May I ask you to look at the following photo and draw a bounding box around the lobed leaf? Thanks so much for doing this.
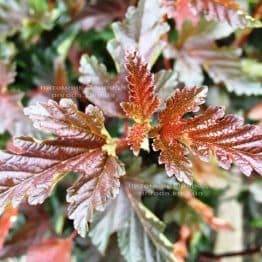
[202,47,262,96]
[162,0,199,30]
[122,52,160,122]
[191,0,262,28]
[183,106,262,176]
[67,150,125,237]
[118,182,176,262]
[126,123,151,156]
[0,99,127,237]
[24,99,107,147]
[121,52,160,155]
[0,148,79,213]
[108,0,170,71]
[152,138,193,185]
[152,86,262,184]
[89,187,131,254]
[158,86,207,124]
[79,55,127,117]
[79,0,175,118]
[88,180,176,260]
[168,21,262,95]
[162,0,262,29]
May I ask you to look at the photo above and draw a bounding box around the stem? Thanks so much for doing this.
[70,230,78,240]
[198,246,261,261]
[163,58,172,70]
[116,137,129,154]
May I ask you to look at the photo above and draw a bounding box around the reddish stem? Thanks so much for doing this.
[70,230,78,240]
[116,137,129,154]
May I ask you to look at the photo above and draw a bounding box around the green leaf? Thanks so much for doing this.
[0,132,10,149]
[55,25,80,60]
[237,10,262,28]
[250,218,262,228]
[28,0,48,14]
[241,59,262,79]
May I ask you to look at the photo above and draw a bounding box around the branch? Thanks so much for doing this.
[198,246,261,261]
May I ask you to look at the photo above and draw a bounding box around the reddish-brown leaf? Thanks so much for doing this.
[0,99,105,211]
[163,0,260,28]
[0,207,18,249]
[153,86,262,184]
[151,87,206,184]
[191,0,242,26]
[184,107,262,176]
[127,123,151,156]
[79,0,170,117]
[27,237,73,262]
[0,98,126,237]
[158,86,207,125]
[121,52,160,122]
[121,52,160,155]
[67,149,125,237]
[152,137,192,185]
[24,99,106,147]
[162,0,199,30]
